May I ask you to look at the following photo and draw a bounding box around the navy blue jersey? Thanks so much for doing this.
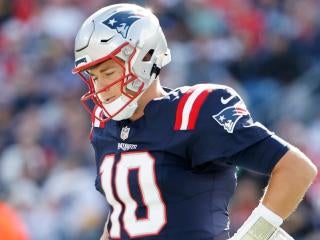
[90,84,288,240]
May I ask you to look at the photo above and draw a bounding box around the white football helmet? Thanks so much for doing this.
[72,3,171,121]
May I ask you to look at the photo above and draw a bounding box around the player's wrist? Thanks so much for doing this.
[254,203,283,226]
[230,203,284,239]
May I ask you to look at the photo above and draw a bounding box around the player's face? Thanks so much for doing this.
[88,58,124,104]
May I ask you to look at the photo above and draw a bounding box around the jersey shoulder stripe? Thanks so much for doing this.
[174,84,215,131]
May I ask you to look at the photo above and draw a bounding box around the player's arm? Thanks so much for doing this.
[186,85,317,239]
[233,137,317,219]
[262,146,317,219]
[230,145,317,240]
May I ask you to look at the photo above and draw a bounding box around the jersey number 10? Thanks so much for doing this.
[100,151,167,238]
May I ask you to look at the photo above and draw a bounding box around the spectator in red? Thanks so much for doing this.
[0,201,30,240]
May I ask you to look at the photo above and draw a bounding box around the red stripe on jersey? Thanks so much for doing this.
[174,85,213,131]
[187,90,210,130]
[174,87,194,130]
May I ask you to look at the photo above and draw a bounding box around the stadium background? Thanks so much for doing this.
[0,0,319,239]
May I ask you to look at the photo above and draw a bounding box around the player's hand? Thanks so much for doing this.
[228,204,294,240]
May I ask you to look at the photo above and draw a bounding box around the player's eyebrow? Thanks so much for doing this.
[98,67,109,74]
[87,65,114,77]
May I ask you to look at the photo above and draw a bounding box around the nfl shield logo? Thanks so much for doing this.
[120,126,130,140]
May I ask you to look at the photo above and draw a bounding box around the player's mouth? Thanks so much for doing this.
[103,96,117,104]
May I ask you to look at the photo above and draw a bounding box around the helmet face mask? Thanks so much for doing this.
[72,3,171,122]
[77,42,143,122]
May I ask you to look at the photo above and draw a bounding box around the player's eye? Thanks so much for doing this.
[105,71,115,76]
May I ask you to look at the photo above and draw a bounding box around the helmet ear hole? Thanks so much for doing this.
[142,49,154,62]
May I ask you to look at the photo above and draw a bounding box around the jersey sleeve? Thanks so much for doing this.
[189,85,283,174]
[230,134,289,174]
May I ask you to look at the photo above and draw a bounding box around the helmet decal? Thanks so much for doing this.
[102,11,143,38]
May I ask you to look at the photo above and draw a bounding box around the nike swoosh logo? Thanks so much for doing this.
[100,36,114,43]
[221,95,236,104]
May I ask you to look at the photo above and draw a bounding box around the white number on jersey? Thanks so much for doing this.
[100,152,166,238]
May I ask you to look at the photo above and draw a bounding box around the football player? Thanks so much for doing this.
[72,3,317,240]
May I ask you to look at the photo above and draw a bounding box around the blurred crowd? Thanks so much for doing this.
[0,0,319,239]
